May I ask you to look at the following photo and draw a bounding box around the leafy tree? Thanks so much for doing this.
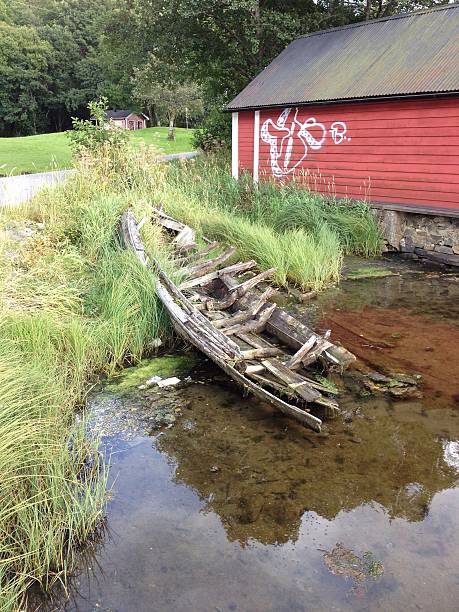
[0,0,110,135]
[0,21,51,135]
[106,0,448,146]
[132,57,203,140]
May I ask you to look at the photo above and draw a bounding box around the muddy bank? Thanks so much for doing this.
[39,256,459,612]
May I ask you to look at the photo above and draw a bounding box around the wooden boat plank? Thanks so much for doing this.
[247,372,311,411]
[241,347,285,360]
[223,303,276,336]
[187,246,236,279]
[261,359,322,403]
[184,241,219,264]
[180,260,257,290]
[212,310,254,329]
[228,268,276,295]
[285,335,318,369]
[173,225,196,251]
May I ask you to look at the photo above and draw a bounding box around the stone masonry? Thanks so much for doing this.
[373,209,459,266]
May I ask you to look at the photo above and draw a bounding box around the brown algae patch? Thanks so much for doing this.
[321,306,459,406]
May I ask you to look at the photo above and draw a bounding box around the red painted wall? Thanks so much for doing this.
[237,97,459,211]
[238,111,254,173]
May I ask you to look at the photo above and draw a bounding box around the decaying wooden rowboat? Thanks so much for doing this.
[120,208,355,432]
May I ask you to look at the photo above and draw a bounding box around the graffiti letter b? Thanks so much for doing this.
[330,121,347,144]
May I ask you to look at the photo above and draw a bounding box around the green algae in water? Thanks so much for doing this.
[347,266,397,280]
[106,354,199,392]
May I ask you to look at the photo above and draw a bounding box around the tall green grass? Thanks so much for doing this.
[0,145,177,609]
[0,144,382,608]
[162,153,383,259]
[147,153,382,291]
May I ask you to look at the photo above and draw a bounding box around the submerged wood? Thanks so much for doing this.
[121,208,357,433]
[121,208,326,432]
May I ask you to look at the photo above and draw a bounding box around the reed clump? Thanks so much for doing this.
[148,153,382,291]
[161,152,383,260]
[0,145,176,609]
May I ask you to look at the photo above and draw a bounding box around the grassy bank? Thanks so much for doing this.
[0,127,195,176]
[148,154,382,291]
[0,147,179,608]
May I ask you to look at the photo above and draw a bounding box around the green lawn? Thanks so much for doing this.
[0,127,195,176]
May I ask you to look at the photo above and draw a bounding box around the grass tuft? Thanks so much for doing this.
[147,153,380,291]
[0,146,178,609]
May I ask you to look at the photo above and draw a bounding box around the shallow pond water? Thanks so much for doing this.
[48,256,459,612]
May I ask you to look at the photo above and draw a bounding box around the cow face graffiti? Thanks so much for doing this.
[260,108,349,177]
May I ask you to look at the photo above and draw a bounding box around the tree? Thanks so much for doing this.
[107,0,449,146]
[0,0,111,135]
[0,21,51,135]
[132,57,203,140]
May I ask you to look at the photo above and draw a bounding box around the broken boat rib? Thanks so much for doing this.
[120,208,355,432]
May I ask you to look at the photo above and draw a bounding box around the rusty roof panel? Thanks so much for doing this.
[227,4,459,110]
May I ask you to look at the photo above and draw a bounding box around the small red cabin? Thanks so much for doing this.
[227,4,459,216]
[104,110,149,130]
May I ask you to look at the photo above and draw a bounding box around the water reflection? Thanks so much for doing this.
[49,259,459,612]
[157,376,459,546]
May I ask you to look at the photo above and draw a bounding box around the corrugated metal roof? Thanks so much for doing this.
[227,3,459,111]
[105,110,132,119]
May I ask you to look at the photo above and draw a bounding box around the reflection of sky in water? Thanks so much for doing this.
[443,440,459,469]
[59,262,459,612]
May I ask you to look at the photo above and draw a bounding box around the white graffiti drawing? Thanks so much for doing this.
[261,108,349,177]
[260,108,326,177]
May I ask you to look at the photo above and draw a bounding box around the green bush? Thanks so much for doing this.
[68,97,128,155]
[193,105,231,151]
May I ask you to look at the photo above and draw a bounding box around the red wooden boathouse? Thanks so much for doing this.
[227,4,459,217]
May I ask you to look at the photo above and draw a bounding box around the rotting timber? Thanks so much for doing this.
[120,208,355,432]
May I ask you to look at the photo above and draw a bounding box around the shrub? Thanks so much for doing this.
[67,97,128,155]
[193,105,231,151]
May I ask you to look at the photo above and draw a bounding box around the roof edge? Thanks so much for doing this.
[296,2,459,41]
[225,91,459,112]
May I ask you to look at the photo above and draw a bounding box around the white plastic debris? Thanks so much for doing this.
[157,377,181,388]
[145,375,162,387]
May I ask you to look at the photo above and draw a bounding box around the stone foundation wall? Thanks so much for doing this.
[373,209,459,266]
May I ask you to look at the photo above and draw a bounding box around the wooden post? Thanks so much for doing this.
[253,110,260,184]
[232,112,239,179]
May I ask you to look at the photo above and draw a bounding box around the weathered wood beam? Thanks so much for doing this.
[212,310,254,329]
[184,241,219,264]
[187,246,236,279]
[223,303,276,336]
[180,260,257,290]
[228,268,276,295]
[285,335,317,369]
[261,359,321,403]
[252,287,277,315]
[241,347,285,360]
